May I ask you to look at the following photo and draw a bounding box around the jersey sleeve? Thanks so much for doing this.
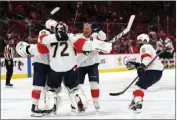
[97,30,106,40]
[68,33,86,53]
[140,45,154,66]
[91,30,106,41]
[26,44,48,55]
[68,33,96,53]
[37,29,51,43]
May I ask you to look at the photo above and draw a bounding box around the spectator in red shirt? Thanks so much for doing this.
[129,40,138,53]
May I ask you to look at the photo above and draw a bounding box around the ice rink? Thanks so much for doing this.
[1,69,175,119]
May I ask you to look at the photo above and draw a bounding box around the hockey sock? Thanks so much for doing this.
[133,89,144,100]
[32,89,41,105]
[90,81,99,101]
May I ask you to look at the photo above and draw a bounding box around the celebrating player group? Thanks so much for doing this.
[15,13,168,117]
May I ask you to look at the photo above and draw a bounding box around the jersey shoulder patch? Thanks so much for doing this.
[140,44,153,54]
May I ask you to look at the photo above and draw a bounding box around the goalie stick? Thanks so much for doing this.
[76,15,135,69]
[109,42,171,96]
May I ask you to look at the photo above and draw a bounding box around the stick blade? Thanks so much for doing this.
[50,7,60,15]
[49,7,61,21]
[109,91,124,96]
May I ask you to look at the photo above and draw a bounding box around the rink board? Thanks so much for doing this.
[0,54,174,79]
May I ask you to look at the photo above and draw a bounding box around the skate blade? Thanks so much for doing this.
[129,107,142,114]
[45,112,57,116]
[95,108,100,113]
[71,110,85,116]
[31,113,44,117]
[5,86,13,88]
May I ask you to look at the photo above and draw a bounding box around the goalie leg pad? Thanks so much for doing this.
[45,89,62,113]
[66,87,88,112]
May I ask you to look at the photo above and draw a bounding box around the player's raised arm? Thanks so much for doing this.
[68,33,112,54]
[91,23,106,41]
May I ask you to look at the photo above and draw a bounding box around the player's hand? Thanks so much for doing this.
[92,23,101,33]
[55,31,69,41]
[126,61,140,70]
[16,41,30,57]
[137,63,146,78]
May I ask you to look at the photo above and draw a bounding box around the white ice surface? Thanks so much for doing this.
[1,69,175,119]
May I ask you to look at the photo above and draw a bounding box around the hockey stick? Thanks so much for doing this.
[109,42,171,96]
[70,2,82,33]
[76,15,135,68]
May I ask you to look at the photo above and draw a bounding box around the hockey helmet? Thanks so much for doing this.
[137,33,150,44]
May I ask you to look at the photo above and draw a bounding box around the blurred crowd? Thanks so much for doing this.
[0,1,176,56]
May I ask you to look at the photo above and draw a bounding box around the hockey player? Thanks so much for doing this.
[126,34,164,113]
[75,23,106,111]
[26,19,61,117]
[16,22,112,114]
[156,33,174,68]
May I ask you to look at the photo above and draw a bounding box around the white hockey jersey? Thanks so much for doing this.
[140,44,164,71]
[76,30,106,67]
[28,32,111,72]
[32,29,51,65]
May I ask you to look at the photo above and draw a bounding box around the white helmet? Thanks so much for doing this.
[45,19,68,33]
[45,19,58,32]
[137,34,150,43]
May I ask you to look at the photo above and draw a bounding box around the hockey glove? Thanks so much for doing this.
[126,61,140,70]
[137,63,146,78]
[16,41,31,57]
[91,23,101,33]
[55,31,69,42]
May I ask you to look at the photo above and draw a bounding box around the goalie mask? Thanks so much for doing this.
[45,19,68,33]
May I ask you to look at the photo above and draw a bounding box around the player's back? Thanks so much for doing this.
[140,44,164,71]
[42,34,77,72]
[33,29,51,65]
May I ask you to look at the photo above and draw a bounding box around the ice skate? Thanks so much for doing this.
[93,100,100,111]
[129,97,143,114]
[31,104,45,117]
